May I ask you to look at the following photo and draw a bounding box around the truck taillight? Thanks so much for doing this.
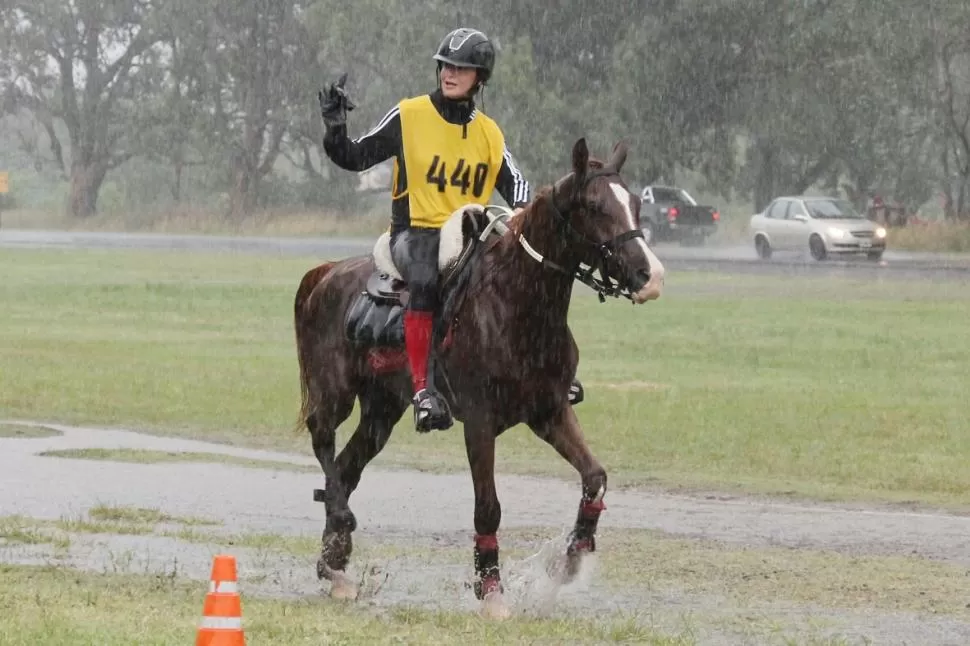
[712,210,720,221]
[667,207,678,222]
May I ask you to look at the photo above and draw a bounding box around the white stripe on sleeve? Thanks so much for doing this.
[502,145,529,204]
[352,106,400,144]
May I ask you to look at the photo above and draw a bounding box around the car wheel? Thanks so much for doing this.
[867,250,884,261]
[755,235,772,260]
[809,235,827,261]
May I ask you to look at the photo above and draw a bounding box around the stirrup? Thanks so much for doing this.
[413,389,453,432]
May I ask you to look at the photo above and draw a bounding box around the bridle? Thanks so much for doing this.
[515,168,650,303]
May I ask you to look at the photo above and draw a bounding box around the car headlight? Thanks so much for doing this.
[826,227,847,239]
[875,227,887,238]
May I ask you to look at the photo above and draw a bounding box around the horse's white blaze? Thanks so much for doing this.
[609,182,664,303]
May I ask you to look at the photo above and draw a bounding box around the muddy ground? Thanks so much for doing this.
[2,420,969,645]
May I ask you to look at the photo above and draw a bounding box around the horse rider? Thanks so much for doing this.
[318,27,584,433]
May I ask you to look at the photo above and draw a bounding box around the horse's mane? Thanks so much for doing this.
[505,157,607,238]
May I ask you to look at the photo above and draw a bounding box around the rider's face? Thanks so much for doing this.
[439,64,478,99]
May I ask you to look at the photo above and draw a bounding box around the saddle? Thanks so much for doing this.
[344,204,512,350]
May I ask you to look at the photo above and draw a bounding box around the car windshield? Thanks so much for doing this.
[805,198,864,220]
[651,187,697,205]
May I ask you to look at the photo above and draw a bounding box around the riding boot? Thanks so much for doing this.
[403,310,453,432]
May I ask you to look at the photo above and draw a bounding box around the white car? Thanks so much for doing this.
[749,196,887,261]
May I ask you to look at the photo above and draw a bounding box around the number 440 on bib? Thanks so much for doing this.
[425,155,489,198]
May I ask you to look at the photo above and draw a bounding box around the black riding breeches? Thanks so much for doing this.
[391,227,440,312]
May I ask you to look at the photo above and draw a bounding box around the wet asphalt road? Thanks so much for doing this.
[4,228,970,280]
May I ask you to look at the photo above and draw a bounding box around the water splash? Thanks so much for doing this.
[500,529,600,617]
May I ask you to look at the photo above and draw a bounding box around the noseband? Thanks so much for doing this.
[516,168,649,303]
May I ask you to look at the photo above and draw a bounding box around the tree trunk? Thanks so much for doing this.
[172,152,184,204]
[228,161,257,219]
[752,142,777,213]
[957,177,969,220]
[941,149,955,220]
[791,153,835,196]
[67,160,106,218]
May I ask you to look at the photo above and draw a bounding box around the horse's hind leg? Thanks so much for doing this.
[317,381,406,598]
[528,405,607,583]
[333,381,406,496]
[305,385,357,593]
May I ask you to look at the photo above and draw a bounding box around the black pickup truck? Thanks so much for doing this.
[638,185,719,245]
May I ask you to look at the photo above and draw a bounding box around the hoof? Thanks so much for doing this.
[316,557,334,581]
[561,552,583,584]
[319,531,352,575]
[545,552,572,584]
[479,591,510,620]
[548,537,594,585]
[328,571,359,601]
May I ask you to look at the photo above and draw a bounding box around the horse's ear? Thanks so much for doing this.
[571,137,589,179]
[608,140,628,173]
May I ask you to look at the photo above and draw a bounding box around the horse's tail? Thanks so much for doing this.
[293,261,337,433]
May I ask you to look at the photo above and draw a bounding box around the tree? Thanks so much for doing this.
[929,10,970,218]
[0,0,173,217]
[177,0,318,218]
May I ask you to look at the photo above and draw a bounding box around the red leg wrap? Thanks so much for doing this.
[474,533,499,551]
[581,498,607,518]
[403,310,433,393]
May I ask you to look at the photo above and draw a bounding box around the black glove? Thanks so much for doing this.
[318,72,356,128]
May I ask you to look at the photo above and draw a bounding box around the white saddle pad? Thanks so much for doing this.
[372,204,486,280]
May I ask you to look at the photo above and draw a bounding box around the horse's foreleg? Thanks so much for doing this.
[529,405,607,582]
[464,421,509,619]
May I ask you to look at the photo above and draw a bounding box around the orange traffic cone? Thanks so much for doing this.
[196,554,246,646]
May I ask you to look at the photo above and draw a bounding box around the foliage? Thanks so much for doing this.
[1,0,968,220]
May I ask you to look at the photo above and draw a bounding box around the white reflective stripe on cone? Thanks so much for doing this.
[199,616,243,630]
[208,581,239,593]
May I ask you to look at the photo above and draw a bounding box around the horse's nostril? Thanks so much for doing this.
[637,268,651,284]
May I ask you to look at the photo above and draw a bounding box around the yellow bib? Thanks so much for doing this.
[395,95,505,229]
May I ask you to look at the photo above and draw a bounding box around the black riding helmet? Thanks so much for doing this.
[433,28,496,86]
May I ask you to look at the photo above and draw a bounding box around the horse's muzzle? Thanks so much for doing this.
[631,262,665,304]
[632,282,662,304]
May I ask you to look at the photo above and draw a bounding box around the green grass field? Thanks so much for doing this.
[2,248,970,508]
[0,565,688,646]
[3,248,968,644]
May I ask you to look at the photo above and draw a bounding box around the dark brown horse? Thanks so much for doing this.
[293,137,665,617]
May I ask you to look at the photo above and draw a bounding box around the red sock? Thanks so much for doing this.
[403,310,434,393]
